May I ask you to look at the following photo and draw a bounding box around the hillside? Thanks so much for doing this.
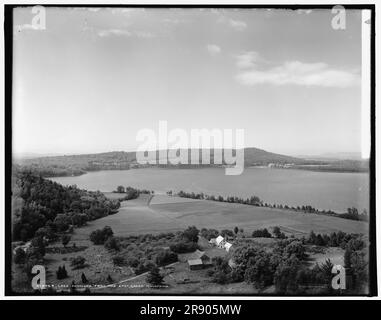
[15,148,316,176]
[15,147,367,177]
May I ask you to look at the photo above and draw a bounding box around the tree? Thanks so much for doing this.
[112,255,125,266]
[146,266,164,286]
[234,226,239,235]
[116,186,125,193]
[81,272,88,284]
[244,254,274,289]
[104,236,120,251]
[29,236,46,258]
[61,234,71,248]
[90,226,114,245]
[182,226,199,243]
[273,226,282,238]
[56,265,68,279]
[14,248,26,264]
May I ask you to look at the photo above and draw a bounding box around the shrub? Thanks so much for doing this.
[70,256,86,269]
[155,250,178,266]
[61,234,71,247]
[169,241,198,253]
[221,229,234,238]
[252,228,272,238]
[104,236,120,251]
[90,226,114,245]
[14,248,26,264]
[112,255,125,266]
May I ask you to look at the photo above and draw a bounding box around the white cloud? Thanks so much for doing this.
[97,29,154,38]
[98,29,132,37]
[235,51,262,68]
[229,19,247,31]
[217,16,247,31]
[235,60,360,88]
[297,9,313,15]
[207,44,221,56]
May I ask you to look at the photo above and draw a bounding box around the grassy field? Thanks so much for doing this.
[13,194,364,294]
[76,194,368,239]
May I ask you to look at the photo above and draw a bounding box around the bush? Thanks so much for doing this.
[200,228,219,241]
[155,250,178,266]
[221,229,234,238]
[14,248,26,264]
[104,236,120,251]
[29,236,46,258]
[112,255,125,266]
[61,234,71,247]
[169,241,198,253]
[90,226,114,245]
[70,256,86,269]
[252,228,272,238]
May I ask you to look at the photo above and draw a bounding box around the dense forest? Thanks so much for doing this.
[12,169,121,242]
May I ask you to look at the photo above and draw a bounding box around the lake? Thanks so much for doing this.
[49,167,369,213]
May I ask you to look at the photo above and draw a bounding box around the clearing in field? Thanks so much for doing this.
[76,194,368,238]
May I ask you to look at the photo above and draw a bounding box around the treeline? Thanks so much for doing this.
[13,163,85,178]
[12,170,120,242]
[168,190,368,222]
[113,186,152,200]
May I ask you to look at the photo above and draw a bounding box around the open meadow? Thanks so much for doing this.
[74,194,368,240]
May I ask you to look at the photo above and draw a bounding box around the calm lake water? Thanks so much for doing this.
[49,168,369,213]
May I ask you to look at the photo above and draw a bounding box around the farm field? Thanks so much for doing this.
[74,194,368,239]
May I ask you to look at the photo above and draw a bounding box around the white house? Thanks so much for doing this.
[215,235,225,248]
[224,242,233,252]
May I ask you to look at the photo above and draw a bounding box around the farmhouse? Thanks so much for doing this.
[224,242,233,252]
[215,235,225,248]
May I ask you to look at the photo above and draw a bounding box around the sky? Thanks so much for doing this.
[13,7,364,156]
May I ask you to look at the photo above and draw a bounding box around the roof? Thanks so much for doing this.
[216,235,225,244]
[224,242,233,250]
[188,259,203,266]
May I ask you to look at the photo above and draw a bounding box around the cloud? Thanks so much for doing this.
[235,59,360,88]
[217,16,247,31]
[229,19,247,31]
[97,29,154,38]
[297,9,313,14]
[235,51,262,68]
[98,29,132,37]
[207,44,221,56]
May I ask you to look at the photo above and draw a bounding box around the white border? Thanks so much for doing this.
[0,0,379,300]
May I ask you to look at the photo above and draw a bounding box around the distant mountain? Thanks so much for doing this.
[297,152,364,161]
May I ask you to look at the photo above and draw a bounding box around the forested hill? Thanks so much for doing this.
[15,148,316,176]
[14,148,368,177]
[12,170,121,242]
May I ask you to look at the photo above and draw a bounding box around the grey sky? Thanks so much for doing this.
[13,7,363,156]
